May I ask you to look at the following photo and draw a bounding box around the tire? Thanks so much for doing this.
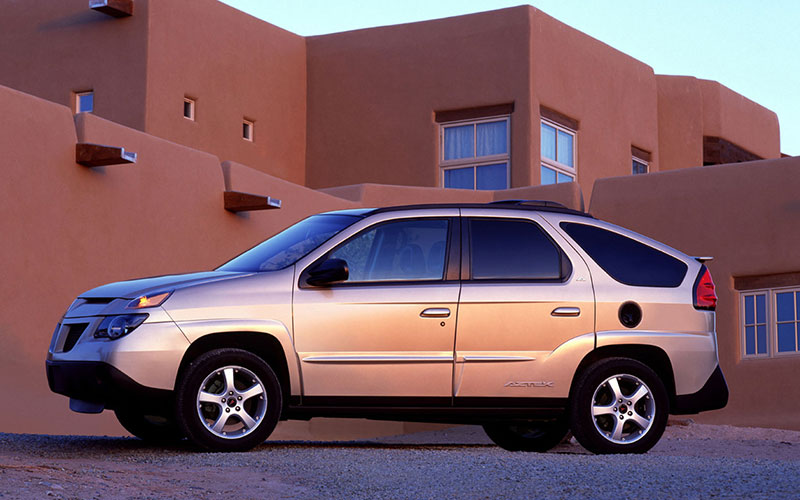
[114,408,183,443]
[483,421,569,452]
[569,357,668,454]
[175,348,282,452]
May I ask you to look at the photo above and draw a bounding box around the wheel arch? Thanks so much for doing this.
[176,331,295,410]
[569,344,677,408]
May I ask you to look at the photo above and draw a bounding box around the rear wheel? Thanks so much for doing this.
[483,421,569,452]
[176,348,282,452]
[114,408,183,443]
[569,357,668,454]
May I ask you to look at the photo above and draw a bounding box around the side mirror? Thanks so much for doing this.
[306,258,349,286]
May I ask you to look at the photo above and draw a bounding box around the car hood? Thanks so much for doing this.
[79,271,252,299]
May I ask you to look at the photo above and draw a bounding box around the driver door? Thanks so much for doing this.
[293,213,460,400]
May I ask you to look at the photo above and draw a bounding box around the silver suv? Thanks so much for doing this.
[46,201,728,453]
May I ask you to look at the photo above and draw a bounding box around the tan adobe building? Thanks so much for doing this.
[0,0,797,437]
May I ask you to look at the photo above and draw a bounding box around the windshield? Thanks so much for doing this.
[217,214,362,272]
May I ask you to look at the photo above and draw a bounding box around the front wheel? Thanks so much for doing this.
[176,348,282,452]
[483,421,569,452]
[569,357,668,454]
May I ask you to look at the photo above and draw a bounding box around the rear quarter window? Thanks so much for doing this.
[560,222,687,287]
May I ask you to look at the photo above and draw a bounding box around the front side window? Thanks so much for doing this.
[561,222,687,287]
[541,119,575,185]
[217,214,362,272]
[441,117,509,190]
[330,219,449,282]
[470,218,563,280]
[740,287,800,358]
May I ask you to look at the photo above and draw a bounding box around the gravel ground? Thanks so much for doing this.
[1,422,799,499]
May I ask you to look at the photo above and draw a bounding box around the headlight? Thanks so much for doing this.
[126,291,172,309]
[94,314,148,340]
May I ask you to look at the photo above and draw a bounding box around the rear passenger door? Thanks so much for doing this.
[453,210,595,402]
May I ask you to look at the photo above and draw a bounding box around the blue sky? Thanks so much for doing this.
[221,1,800,156]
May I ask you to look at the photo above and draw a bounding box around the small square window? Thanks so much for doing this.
[183,97,195,121]
[75,91,94,113]
[633,157,649,175]
[243,119,254,141]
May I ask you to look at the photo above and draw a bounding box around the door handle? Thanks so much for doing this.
[420,308,450,318]
[551,307,580,317]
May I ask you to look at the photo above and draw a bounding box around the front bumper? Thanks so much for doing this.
[46,360,172,413]
[671,364,729,414]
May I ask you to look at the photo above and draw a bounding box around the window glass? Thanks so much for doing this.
[444,167,474,189]
[756,294,766,323]
[776,292,794,322]
[476,163,507,190]
[557,172,573,183]
[541,166,556,185]
[743,293,768,356]
[476,121,507,156]
[217,214,360,272]
[557,130,574,166]
[77,92,94,113]
[330,219,449,282]
[560,222,688,287]
[541,123,556,161]
[444,125,474,160]
[633,159,648,175]
[776,291,798,353]
[470,219,562,280]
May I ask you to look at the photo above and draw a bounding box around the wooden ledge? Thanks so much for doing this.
[224,191,282,213]
[89,0,133,17]
[76,143,137,167]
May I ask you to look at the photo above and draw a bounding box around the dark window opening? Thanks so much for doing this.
[470,218,565,280]
[561,222,687,287]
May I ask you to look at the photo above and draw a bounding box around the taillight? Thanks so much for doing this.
[693,265,717,310]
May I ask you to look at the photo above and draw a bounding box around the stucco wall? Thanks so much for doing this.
[306,6,533,189]
[530,8,660,200]
[0,0,150,130]
[590,158,800,430]
[0,85,349,436]
[145,0,308,185]
[657,76,780,171]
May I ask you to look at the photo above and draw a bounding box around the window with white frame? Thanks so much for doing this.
[632,156,649,175]
[440,116,509,190]
[741,287,800,358]
[75,91,94,113]
[540,119,575,185]
[183,97,195,121]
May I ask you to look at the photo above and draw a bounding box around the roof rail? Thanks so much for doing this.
[489,199,568,209]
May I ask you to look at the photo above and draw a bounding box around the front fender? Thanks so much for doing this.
[175,319,301,397]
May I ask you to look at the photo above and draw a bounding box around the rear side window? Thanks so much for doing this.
[560,222,687,287]
[470,218,564,280]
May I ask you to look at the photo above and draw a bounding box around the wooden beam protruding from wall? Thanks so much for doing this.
[89,0,133,18]
[76,143,137,167]
[224,191,282,213]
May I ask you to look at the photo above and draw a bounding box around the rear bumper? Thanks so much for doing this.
[46,360,171,413]
[671,364,729,415]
